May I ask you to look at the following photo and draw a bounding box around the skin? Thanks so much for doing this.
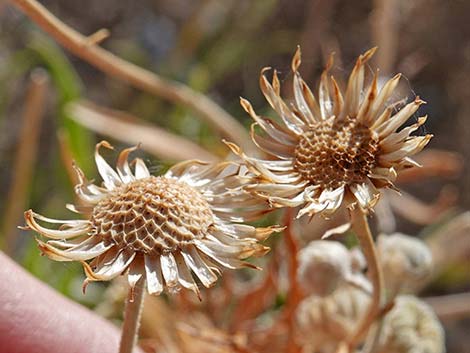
[0,251,143,353]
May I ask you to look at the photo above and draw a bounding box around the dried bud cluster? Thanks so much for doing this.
[296,285,370,353]
[297,240,370,297]
[377,296,445,353]
[377,233,433,292]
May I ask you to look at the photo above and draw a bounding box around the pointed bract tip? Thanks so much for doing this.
[414,96,427,105]
[82,278,90,294]
[362,47,378,62]
[96,140,114,151]
[260,66,272,76]
[325,52,335,71]
[292,46,302,72]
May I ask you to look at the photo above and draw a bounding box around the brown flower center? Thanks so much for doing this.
[293,117,379,189]
[90,176,213,254]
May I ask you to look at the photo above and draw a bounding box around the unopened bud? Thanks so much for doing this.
[296,285,370,352]
[377,295,445,353]
[297,240,352,296]
[377,233,433,292]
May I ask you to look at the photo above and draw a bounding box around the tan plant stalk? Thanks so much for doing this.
[2,69,48,254]
[282,208,302,353]
[9,0,249,148]
[67,101,218,161]
[120,278,146,353]
[346,205,385,350]
[425,292,470,323]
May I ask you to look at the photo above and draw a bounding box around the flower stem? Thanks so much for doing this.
[119,278,145,353]
[346,206,384,350]
[282,208,302,353]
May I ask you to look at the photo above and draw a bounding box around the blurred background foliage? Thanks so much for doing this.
[0,0,469,351]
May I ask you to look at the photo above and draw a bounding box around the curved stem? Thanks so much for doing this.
[282,208,302,353]
[119,278,145,353]
[9,0,249,147]
[346,206,384,350]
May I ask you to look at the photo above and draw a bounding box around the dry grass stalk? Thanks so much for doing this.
[2,69,48,254]
[10,0,250,148]
[67,101,218,161]
[425,292,470,323]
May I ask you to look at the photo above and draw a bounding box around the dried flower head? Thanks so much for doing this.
[227,47,432,218]
[377,295,445,353]
[297,240,371,296]
[377,233,433,292]
[24,142,279,297]
[296,285,370,353]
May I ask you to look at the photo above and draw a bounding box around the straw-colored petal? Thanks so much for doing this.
[144,255,164,295]
[350,180,380,209]
[116,145,138,183]
[357,72,378,124]
[375,98,425,138]
[380,116,428,152]
[174,252,200,297]
[380,135,433,163]
[134,158,150,179]
[95,141,122,190]
[25,210,90,240]
[260,70,305,134]
[250,124,296,159]
[340,48,376,120]
[181,246,218,288]
[369,74,402,123]
[160,252,179,288]
[319,54,334,120]
[128,255,144,289]
[240,98,298,145]
[84,250,136,281]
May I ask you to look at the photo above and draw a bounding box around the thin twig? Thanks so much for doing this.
[346,206,385,350]
[397,149,463,183]
[67,101,218,161]
[387,187,457,226]
[425,292,470,322]
[9,0,249,148]
[370,0,399,75]
[2,69,48,254]
[120,278,146,353]
[423,212,470,288]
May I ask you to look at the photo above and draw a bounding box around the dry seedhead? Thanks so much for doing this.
[24,141,279,298]
[228,47,432,219]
